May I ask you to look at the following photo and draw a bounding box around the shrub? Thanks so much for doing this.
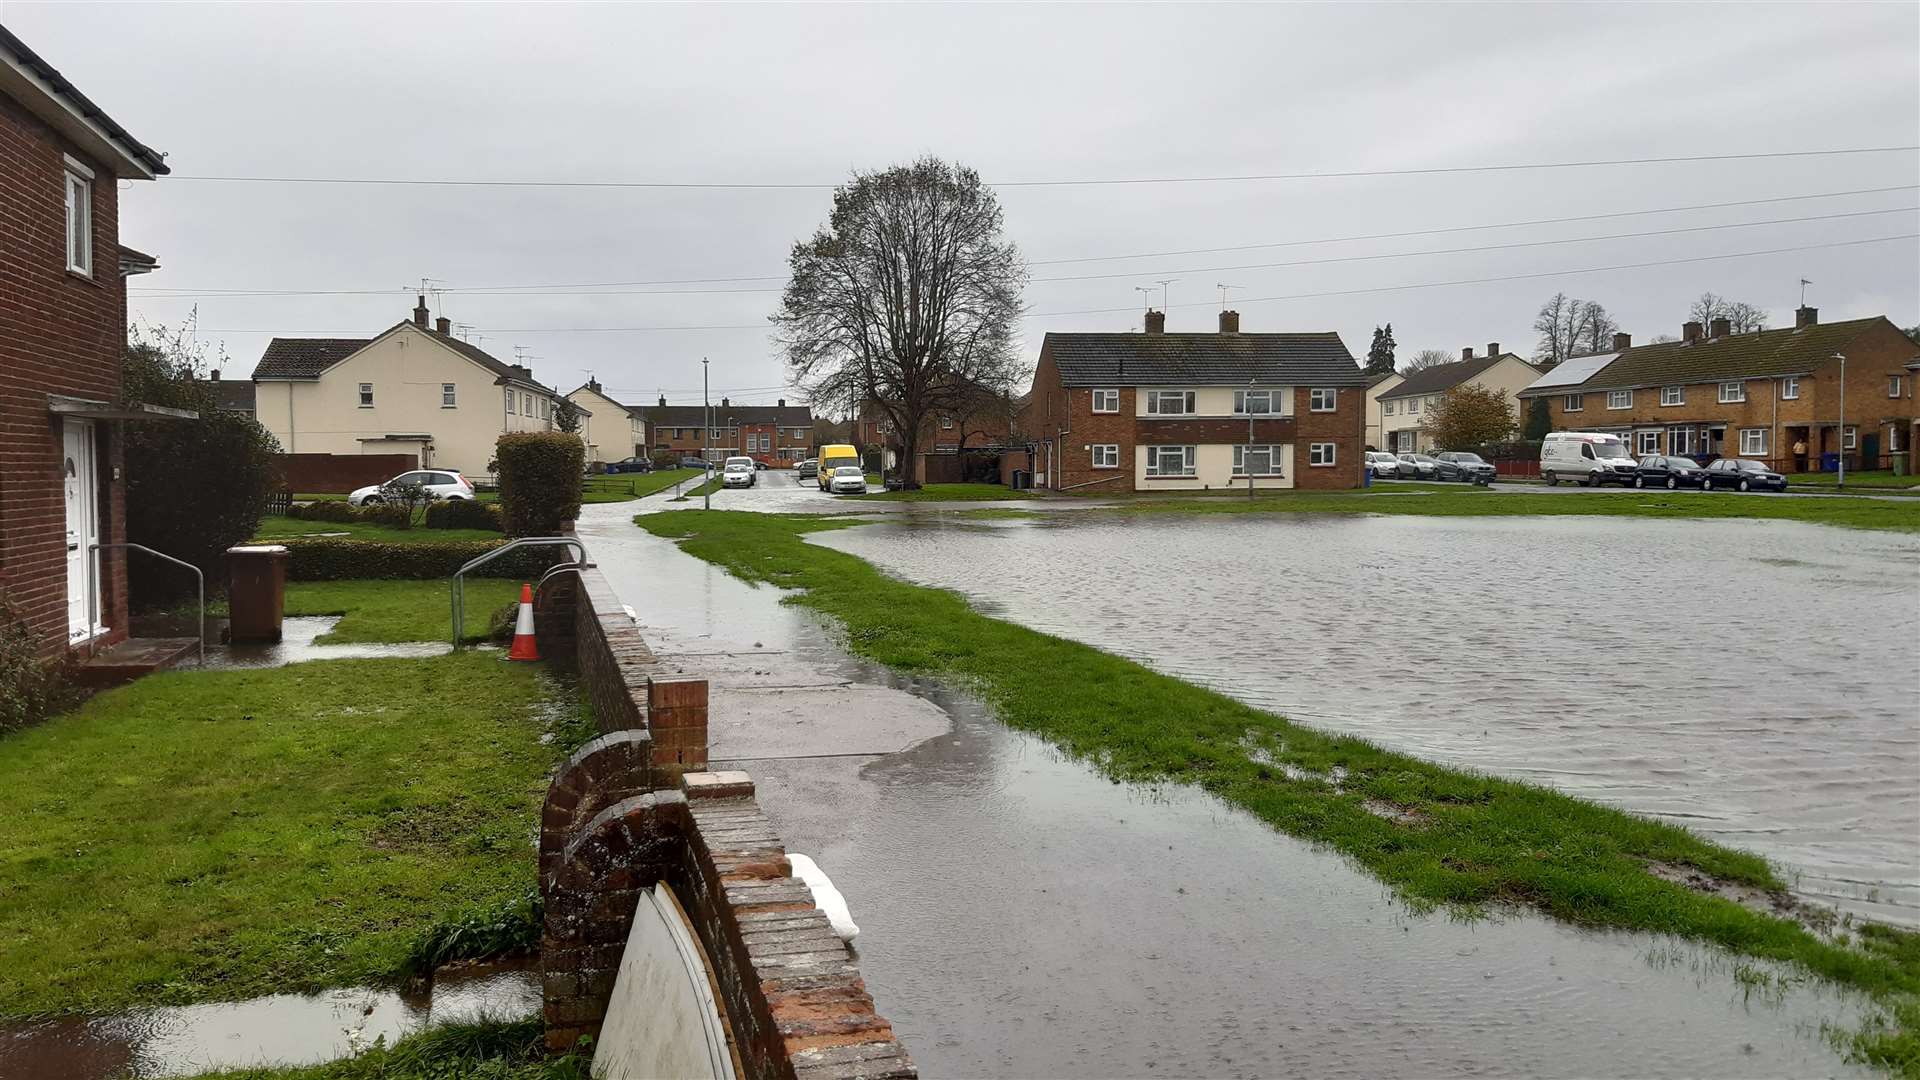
[357,503,413,528]
[1,602,81,735]
[425,499,504,532]
[401,889,541,979]
[281,538,557,581]
[289,500,360,524]
[649,450,681,471]
[495,433,584,537]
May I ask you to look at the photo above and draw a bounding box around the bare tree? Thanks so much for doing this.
[1573,299,1618,356]
[1402,348,1454,373]
[1533,292,1618,365]
[1689,292,1768,334]
[773,158,1026,489]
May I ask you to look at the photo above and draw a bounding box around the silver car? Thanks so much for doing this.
[348,469,475,506]
[827,466,868,494]
[721,456,757,488]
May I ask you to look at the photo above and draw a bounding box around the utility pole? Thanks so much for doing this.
[1247,378,1256,502]
[703,358,713,510]
[1834,353,1847,491]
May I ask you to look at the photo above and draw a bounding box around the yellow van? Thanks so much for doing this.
[816,444,859,490]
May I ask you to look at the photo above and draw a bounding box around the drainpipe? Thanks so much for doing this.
[286,385,296,453]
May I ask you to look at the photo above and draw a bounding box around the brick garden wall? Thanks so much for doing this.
[273,452,419,494]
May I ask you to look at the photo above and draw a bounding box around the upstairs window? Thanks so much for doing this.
[442,383,457,408]
[1607,390,1632,410]
[1660,386,1684,406]
[358,383,374,408]
[1383,400,1396,416]
[1144,390,1194,415]
[1718,381,1746,404]
[1235,389,1281,415]
[1310,388,1338,412]
[504,389,515,414]
[1407,397,1420,415]
[1780,377,1799,400]
[64,162,93,276]
[1891,375,1906,398]
[1563,394,1585,412]
[1091,389,1120,413]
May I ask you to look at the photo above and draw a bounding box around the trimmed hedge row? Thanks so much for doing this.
[424,499,504,531]
[496,433,584,537]
[281,538,558,581]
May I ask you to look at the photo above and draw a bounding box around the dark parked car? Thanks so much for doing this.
[1633,455,1707,489]
[678,457,712,470]
[1702,458,1788,492]
[604,456,653,474]
[796,459,819,479]
[1432,452,1496,483]
[1395,453,1439,479]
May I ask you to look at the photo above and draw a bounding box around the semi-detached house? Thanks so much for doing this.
[565,378,646,464]
[1376,344,1543,454]
[1026,310,1367,492]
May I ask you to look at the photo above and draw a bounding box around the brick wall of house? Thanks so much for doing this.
[0,91,130,657]
[1054,385,1138,491]
[1292,385,1364,489]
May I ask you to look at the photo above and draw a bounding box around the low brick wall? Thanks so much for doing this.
[274,452,417,493]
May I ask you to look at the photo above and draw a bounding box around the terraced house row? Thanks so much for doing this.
[1025,310,1367,492]
[1519,307,1919,473]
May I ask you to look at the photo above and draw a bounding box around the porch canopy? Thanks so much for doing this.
[49,393,197,422]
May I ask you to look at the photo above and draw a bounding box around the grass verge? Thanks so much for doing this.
[1784,470,1920,492]
[638,509,1920,1074]
[284,578,519,644]
[185,1017,591,1079]
[584,468,705,503]
[254,515,503,543]
[0,652,571,1016]
[670,474,726,501]
[855,483,1037,502]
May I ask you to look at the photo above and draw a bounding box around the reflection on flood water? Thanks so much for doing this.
[814,512,1920,927]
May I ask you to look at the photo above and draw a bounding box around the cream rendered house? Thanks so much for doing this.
[1364,370,1404,450]
[251,299,567,477]
[566,378,647,464]
[1378,344,1542,453]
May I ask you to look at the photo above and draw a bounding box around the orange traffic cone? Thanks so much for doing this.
[507,583,540,661]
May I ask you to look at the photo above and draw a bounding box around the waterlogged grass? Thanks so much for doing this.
[187,1018,591,1079]
[0,652,569,1016]
[584,468,706,503]
[253,515,503,543]
[639,510,1920,1073]
[854,483,1037,502]
[284,578,519,644]
[670,474,727,501]
[1093,486,1920,532]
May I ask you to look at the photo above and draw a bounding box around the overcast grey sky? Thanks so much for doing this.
[12,1,1918,411]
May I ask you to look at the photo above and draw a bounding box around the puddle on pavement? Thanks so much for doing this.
[816,512,1920,928]
[0,962,537,1080]
[129,615,451,670]
[572,502,1886,1079]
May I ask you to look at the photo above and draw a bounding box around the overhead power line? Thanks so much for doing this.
[164,145,1919,190]
[186,232,1917,335]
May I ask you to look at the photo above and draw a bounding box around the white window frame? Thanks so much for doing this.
[1667,426,1693,454]
[1891,375,1906,399]
[1718,381,1746,404]
[941,415,954,429]
[1606,389,1632,410]
[442,383,457,408]
[1235,389,1280,416]
[1780,377,1799,400]
[1660,386,1683,406]
[1637,430,1660,453]
[1144,390,1195,416]
[1090,389,1120,413]
[1563,394,1584,412]
[1406,397,1420,415]
[1382,399,1396,416]
[1843,426,1857,450]
[1309,388,1337,412]
[358,382,374,408]
[1233,443,1285,476]
[1090,444,1119,469]
[504,389,515,415]
[1309,442,1337,467]
[64,166,93,276]
[1143,445,1196,477]
[1739,428,1767,456]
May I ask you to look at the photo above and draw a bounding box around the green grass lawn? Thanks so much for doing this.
[855,483,1036,502]
[0,652,574,1016]
[187,1019,588,1079]
[670,474,726,501]
[638,510,1920,1071]
[1784,469,1920,490]
[587,467,705,502]
[254,515,503,543]
[284,578,519,644]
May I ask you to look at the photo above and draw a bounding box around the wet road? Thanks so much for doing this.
[581,500,1877,1079]
[816,510,1920,927]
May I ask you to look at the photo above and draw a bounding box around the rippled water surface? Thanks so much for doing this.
[815,512,1920,925]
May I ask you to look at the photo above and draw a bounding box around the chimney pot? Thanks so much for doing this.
[412,296,429,329]
[210,368,221,381]
[1796,305,1819,328]
[1709,317,1731,339]
[721,397,730,408]
[435,316,451,335]
[1144,310,1166,334]
[1461,347,1474,361]
[1612,331,1632,352]
[658,395,667,407]
[1218,310,1240,334]
[1487,342,1500,358]
[1682,320,1704,344]
[777,398,786,407]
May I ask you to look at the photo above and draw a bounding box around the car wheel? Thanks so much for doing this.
[1633,476,1644,488]
[1584,473,1598,487]
[1665,477,1677,490]
[1738,478,1751,492]
[1545,471,1558,486]
[361,495,382,505]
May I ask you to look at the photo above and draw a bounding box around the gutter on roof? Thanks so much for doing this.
[0,25,168,178]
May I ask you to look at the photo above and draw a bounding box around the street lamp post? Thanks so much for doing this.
[1247,379,1256,502]
[1834,353,1847,491]
[702,358,713,511]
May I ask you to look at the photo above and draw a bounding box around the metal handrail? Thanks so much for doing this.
[450,537,587,648]
[90,542,205,666]
[534,561,587,607]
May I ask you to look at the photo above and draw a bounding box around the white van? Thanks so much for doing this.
[1541,432,1639,487]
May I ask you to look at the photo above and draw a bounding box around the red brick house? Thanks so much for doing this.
[1,27,172,658]
[1024,310,1367,492]
[638,397,813,465]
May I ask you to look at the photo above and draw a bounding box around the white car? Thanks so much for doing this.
[1366,451,1400,478]
[827,466,868,494]
[721,456,757,488]
[348,469,475,506]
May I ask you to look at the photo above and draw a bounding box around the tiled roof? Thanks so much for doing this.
[1544,317,1894,393]
[1380,354,1536,399]
[637,404,814,428]
[1043,332,1364,386]
[0,26,170,176]
[249,324,556,393]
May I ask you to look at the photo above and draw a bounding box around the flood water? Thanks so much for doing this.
[814,512,1920,927]
[580,504,1885,1077]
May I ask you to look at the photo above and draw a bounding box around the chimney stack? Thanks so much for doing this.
[659,394,667,407]
[1144,310,1166,334]
[1796,305,1819,328]
[778,398,786,407]
[1487,342,1500,358]
[1612,331,1632,352]
[588,377,601,393]
[435,316,451,335]
[1218,310,1240,334]
[1461,347,1474,361]
[1682,320,1704,344]
[721,397,730,409]
[1709,317,1731,339]
[211,368,221,381]
[412,296,429,328]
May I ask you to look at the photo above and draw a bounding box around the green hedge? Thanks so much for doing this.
[281,539,558,581]
[425,499,504,531]
[496,433,584,537]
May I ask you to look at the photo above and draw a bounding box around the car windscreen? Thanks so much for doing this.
[1668,457,1701,468]
[834,467,863,476]
[1735,460,1769,471]
[1453,454,1485,463]
[1592,442,1632,459]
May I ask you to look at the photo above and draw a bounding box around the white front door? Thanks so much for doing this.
[63,420,100,642]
